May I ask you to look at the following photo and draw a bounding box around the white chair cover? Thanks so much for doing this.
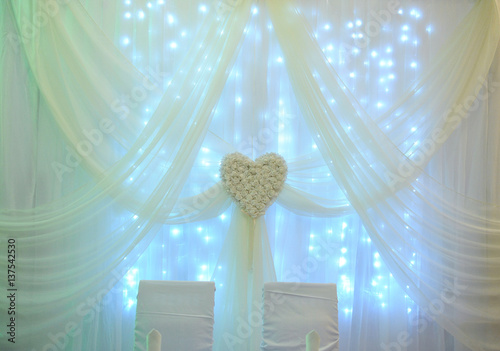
[306,330,321,351]
[261,282,339,351]
[134,280,215,351]
[146,329,162,351]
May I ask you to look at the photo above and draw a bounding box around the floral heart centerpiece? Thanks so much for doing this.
[220,152,287,218]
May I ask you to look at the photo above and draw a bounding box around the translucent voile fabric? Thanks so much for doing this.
[0,1,500,351]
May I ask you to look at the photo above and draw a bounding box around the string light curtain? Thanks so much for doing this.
[1,0,500,350]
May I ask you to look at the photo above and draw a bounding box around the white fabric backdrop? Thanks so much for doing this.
[1,0,500,350]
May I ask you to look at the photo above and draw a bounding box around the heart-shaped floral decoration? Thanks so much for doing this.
[220,152,287,218]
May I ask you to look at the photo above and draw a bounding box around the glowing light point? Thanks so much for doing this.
[411,9,421,18]
[170,42,178,49]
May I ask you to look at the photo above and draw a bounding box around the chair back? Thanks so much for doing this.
[261,282,339,351]
[134,280,215,351]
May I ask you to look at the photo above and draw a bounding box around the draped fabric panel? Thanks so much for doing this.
[1,0,253,348]
[267,1,500,350]
[1,0,500,350]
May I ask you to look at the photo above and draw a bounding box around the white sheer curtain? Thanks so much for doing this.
[1,1,499,350]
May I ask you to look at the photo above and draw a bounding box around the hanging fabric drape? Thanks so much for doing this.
[211,208,277,351]
[267,0,500,350]
[1,0,253,348]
